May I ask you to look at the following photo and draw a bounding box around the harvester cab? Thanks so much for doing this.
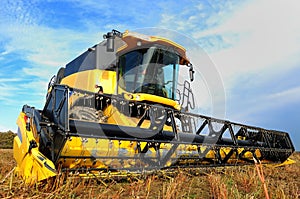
[13,30,294,184]
[59,29,194,111]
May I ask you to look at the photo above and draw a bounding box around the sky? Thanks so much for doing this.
[0,0,299,150]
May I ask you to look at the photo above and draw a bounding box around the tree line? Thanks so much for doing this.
[0,131,16,149]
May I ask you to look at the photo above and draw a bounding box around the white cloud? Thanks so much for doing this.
[0,86,18,99]
[0,0,106,72]
[0,78,22,83]
[1,24,94,68]
[155,0,300,129]
[226,85,300,125]
[267,86,300,105]
[183,0,300,125]
[204,0,300,87]
[0,1,107,120]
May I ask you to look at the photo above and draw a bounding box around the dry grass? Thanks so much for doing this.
[0,149,299,199]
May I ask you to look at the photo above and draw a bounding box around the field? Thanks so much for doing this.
[0,149,299,199]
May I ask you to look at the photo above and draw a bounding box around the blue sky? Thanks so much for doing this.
[0,0,299,150]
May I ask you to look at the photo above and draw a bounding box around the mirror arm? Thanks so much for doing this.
[188,63,195,82]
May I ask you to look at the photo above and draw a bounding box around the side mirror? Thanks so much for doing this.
[188,64,194,82]
[103,29,123,52]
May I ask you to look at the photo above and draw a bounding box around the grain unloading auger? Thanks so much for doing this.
[13,30,295,184]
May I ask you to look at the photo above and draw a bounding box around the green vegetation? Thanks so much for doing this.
[0,149,299,199]
[0,131,16,149]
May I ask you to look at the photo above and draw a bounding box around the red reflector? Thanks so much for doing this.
[24,115,28,123]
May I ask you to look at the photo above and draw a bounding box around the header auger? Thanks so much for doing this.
[13,30,295,184]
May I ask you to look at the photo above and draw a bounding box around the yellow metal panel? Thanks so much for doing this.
[61,69,117,94]
[14,112,57,184]
[123,92,181,110]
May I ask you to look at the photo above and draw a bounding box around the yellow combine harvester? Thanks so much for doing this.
[13,30,295,184]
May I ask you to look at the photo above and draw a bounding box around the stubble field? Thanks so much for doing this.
[0,149,299,199]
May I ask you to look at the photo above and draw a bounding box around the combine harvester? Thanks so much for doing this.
[13,30,295,183]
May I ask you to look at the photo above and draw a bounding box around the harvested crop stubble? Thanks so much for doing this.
[0,149,299,199]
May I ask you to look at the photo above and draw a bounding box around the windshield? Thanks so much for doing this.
[118,47,180,100]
